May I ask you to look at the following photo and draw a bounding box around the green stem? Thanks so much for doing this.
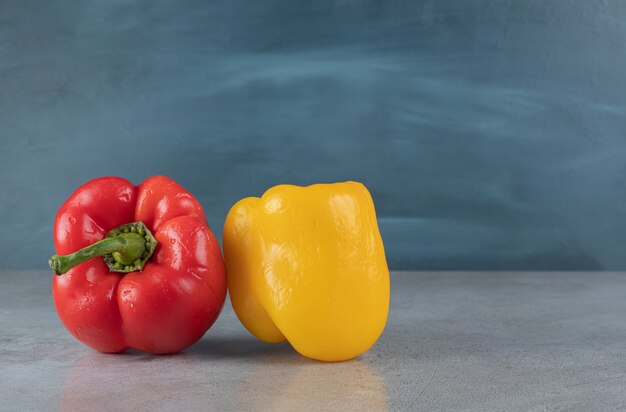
[49,222,157,275]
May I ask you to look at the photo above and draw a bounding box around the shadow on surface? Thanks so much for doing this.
[182,335,302,362]
[59,340,389,411]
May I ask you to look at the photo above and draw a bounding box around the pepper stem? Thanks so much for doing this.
[49,222,157,275]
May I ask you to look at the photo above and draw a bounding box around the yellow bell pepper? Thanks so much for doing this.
[223,181,390,362]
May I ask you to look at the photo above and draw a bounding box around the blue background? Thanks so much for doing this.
[1,1,625,270]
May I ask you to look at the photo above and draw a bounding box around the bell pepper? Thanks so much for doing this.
[48,176,226,354]
[223,181,389,361]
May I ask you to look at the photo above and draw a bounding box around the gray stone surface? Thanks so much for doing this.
[1,271,626,411]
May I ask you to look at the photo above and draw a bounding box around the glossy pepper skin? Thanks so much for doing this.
[223,181,389,362]
[51,176,226,354]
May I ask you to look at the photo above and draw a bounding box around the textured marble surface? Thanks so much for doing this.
[2,271,626,411]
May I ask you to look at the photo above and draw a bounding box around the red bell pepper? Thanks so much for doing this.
[49,176,226,354]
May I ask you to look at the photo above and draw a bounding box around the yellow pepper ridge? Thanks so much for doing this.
[223,181,390,362]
